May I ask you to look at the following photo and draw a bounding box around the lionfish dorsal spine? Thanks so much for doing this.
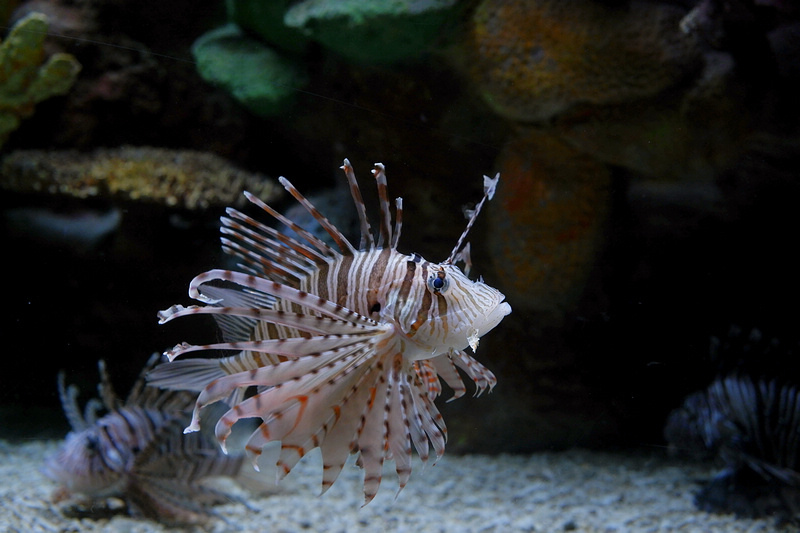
[445,172,501,265]
[57,371,88,431]
[341,158,374,251]
[278,176,357,256]
[391,197,403,250]
[371,163,393,249]
[224,206,329,266]
[243,191,337,259]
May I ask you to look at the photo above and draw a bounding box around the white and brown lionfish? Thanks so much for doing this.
[44,354,248,525]
[149,159,511,504]
[665,373,800,521]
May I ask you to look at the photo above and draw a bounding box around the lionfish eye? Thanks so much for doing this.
[427,269,449,293]
[85,435,100,454]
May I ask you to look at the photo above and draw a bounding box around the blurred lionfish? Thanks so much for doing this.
[44,354,248,525]
[665,373,800,520]
[149,159,511,504]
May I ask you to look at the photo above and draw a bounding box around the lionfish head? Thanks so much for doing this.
[43,427,123,497]
[399,260,510,358]
[393,171,511,359]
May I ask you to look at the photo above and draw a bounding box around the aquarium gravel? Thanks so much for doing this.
[0,440,779,532]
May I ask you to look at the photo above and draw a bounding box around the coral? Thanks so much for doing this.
[0,12,80,147]
[192,23,307,117]
[552,49,747,182]
[226,0,309,54]
[487,129,611,318]
[469,0,703,122]
[0,146,280,209]
[284,0,460,64]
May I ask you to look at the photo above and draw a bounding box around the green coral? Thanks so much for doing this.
[192,23,307,117]
[226,0,309,54]
[0,12,81,147]
[284,0,460,64]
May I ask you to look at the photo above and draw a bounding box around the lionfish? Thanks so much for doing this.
[665,374,800,521]
[149,159,511,504]
[44,354,248,525]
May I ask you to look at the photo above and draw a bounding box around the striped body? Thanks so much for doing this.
[150,159,511,504]
[44,355,246,525]
[665,374,800,519]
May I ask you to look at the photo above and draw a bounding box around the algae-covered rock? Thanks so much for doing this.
[284,0,460,64]
[470,0,702,122]
[0,12,81,147]
[226,0,309,54]
[0,146,280,210]
[191,23,307,117]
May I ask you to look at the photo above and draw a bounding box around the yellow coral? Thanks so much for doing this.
[0,12,81,147]
[0,146,280,210]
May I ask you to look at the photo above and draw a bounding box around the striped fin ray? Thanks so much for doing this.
[125,408,246,524]
[149,351,281,408]
[223,207,330,273]
[158,304,371,336]
[220,234,307,286]
[385,357,414,497]
[446,172,500,264]
[243,191,338,260]
[414,359,443,402]
[189,340,382,437]
[57,371,100,431]
[254,346,378,477]
[429,353,468,402]
[316,354,387,493]
[187,270,378,327]
[341,158,374,250]
[211,349,374,454]
[452,349,497,395]
[239,344,382,486]
[371,163,393,248]
[409,374,447,462]
[352,350,393,504]
[391,198,403,250]
[278,176,357,255]
[97,359,123,410]
[166,331,378,364]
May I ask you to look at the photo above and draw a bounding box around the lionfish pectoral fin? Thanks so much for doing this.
[147,358,226,392]
[452,350,497,396]
[387,371,413,493]
[431,352,467,402]
[211,340,379,463]
[187,270,378,327]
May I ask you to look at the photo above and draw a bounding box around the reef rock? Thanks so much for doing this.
[0,146,280,209]
[469,0,703,122]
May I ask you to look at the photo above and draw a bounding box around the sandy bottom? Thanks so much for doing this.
[0,439,785,533]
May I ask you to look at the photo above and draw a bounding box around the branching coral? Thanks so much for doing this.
[0,12,81,147]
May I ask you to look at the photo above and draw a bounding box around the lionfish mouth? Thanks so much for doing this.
[484,299,512,334]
